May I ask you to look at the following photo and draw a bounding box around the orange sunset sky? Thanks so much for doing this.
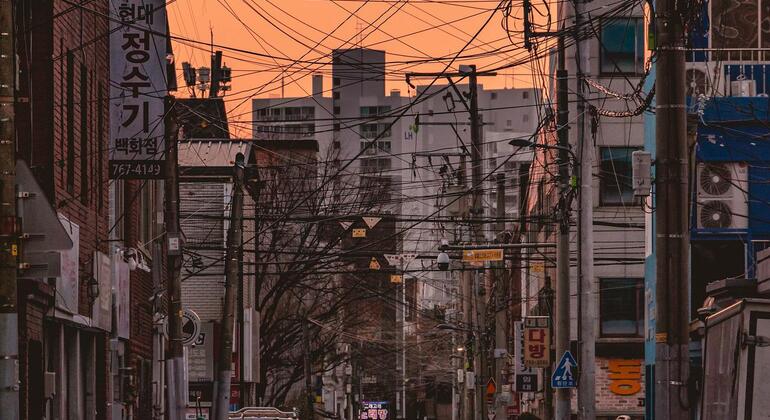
[167,0,552,132]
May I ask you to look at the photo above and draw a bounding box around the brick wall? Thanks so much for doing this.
[18,280,54,420]
[595,357,646,415]
[49,0,111,315]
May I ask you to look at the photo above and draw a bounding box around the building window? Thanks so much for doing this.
[333,106,341,115]
[333,77,341,86]
[599,147,637,206]
[80,65,89,205]
[523,114,529,123]
[66,50,75,193]
[333,91,340,100]
[600,17,644,75]
[523,91,529,99]
[333,123,341,132]
[600,278,643,337]
[490,92,497,100]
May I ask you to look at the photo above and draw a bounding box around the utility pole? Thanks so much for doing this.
[467,65,488,420]
[654,0,689,417]
[164,96,185,420]
[213,153,246,420]
[555,35,572,420]
[493,174,508,420]
[303,318,314,420]
[0,0,17,418]
[407,66,495,420]
[574,0,596,417]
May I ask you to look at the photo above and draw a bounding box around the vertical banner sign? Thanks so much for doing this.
[109,1,168,179]
[514,321,537,392]
[523,316,551,368]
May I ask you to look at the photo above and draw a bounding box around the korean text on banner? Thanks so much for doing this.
[109,1,169,179]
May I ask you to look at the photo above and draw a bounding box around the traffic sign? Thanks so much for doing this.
[486,378,497,396]
[353,228,367,238]
[551,351,578,388]
[369,257,381,270]
[462,249,503,262]
[181,308,201,346]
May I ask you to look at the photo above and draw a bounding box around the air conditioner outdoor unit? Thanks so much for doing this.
[731,78,757,97]
[696,162,748,230]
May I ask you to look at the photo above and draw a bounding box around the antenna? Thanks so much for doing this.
[355,20,364,48]
[209,24,214,56]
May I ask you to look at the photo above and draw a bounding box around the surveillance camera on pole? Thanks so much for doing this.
[437,239,450,271]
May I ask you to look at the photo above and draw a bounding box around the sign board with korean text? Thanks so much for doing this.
[551,351,578,388]
[514,321,538,392]
[608,359,643,395]
[93,251,112,331]
[359,401,389,420]
[56,214,79,315]
[523,316,550,368]
[462,249,504,263]
[109,0,169,179]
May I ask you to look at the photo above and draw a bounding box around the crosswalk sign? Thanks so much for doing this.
[551,351,578,388]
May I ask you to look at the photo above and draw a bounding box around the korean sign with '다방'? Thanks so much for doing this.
[109,1,168,179]
[523,316,551,368]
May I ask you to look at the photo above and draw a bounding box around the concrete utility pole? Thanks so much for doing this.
[574,0,596,418]
[493,174,508,420]
[466,65,489,420]
[303,318,314,420]
[555,35,572,420]
[654,0,689,417]
[164,97,185,420]
[407,66,495,420]
[213,153,246,420]
[0,1,17,418]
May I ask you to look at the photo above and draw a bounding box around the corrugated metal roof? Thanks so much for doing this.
[177,139,252,168]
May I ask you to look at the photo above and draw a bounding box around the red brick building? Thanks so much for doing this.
[14,1,163,419]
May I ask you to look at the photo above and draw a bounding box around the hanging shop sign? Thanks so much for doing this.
[462,249,504,263]
[523,316,550,368]
[109,0,169,179]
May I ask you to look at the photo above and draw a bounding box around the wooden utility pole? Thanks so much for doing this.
[554,35,572,420]
[164,96,185,420]
[654,0,689,417]
[213,153,246,420]
[0,1,17,419]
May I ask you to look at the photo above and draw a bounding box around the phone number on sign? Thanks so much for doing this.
[109,161,165,179]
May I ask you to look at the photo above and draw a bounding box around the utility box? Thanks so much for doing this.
[701,298,770,419]
[445,185,468,217]
[631,150,652,197]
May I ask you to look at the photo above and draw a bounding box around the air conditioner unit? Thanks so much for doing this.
[730,78,757,97]
[696,162,748,230]
[686,62,714,97]
[362,141,377,155]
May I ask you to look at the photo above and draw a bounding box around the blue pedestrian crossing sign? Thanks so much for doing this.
[551,351,578,388]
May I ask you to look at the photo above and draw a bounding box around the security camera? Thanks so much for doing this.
[437,251,450,271]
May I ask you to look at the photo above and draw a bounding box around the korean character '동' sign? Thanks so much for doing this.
[523,316,551,368]
[109,0,168,179]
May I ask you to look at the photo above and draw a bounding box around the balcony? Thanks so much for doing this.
[686,48,770,97]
